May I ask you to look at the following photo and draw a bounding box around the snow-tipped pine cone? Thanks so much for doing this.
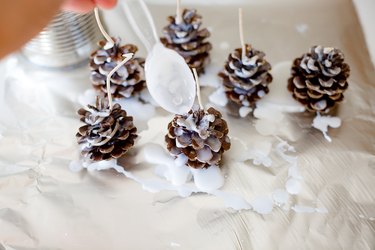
[90,38,146,99]
[219,44,272,108]
[165,107,231,169]
[288,45,350,113]
[160,9,212,75]
[76,97,137,161]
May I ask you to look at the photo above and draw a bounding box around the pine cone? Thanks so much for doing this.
[160,9,212,75]
[76,97,137,161]
[218,44,272,108]
[165,107,231,169]
[90,38,146,99]
[288,45,350,113]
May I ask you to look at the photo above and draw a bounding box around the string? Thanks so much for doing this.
[94,7,115,47]
[239,8,246,60]
[192,68,204,110]
[106,53,134,109]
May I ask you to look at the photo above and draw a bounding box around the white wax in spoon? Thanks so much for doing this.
[145,43,196,114]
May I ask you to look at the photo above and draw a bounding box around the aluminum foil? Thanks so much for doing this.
[0,0,374,249]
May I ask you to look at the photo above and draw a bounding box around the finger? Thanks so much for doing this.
[95,0,117,9]
[62,0,96,13]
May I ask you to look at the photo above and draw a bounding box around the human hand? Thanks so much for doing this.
[63,0,118,13]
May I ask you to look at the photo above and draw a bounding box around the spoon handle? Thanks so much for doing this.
[121,0,159,52]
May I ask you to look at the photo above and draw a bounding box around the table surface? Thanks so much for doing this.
[0,0,374,249]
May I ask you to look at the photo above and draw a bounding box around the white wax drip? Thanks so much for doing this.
[78,89,156,131]
[191,165,224,192]
[208,87,228,107]
[239,106,253,118]
[291,205,328,213]
[272,189,289,207]
[230,137,272,168]
[250,196,274,214]
[312,112,341,142]
[275,139,303,195]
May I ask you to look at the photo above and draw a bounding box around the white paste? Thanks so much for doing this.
[312,113,341,142]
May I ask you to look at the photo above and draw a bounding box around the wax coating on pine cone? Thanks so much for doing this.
[288,45,350,113]
[160,8,212,75]
[90,38,146,99]
[219,44,272,109]
[76,97,137,161]
[165,107,231,169]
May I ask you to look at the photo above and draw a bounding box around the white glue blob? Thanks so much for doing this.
[312,113,341,142]
[145,43,196,114]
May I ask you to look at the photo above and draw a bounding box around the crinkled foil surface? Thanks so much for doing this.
[0,0,374,249]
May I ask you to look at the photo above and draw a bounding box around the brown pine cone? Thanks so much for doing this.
[288,45,350,113]
[218,44,272,108]
[76,97,137,161]
[160,9,212,75]
[165,107,231,169]
[90,38,146,99]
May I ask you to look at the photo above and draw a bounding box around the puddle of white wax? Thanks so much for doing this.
[275,140,304,195]
[191,165,224,192]
[272,189,289,206]
[285,178,301,195]
[291,205,328,214]
[250,196,274,214]
[229,137,272,167]
[312,113,341,142]
[210,190,252,210]
[140,144,256,210]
